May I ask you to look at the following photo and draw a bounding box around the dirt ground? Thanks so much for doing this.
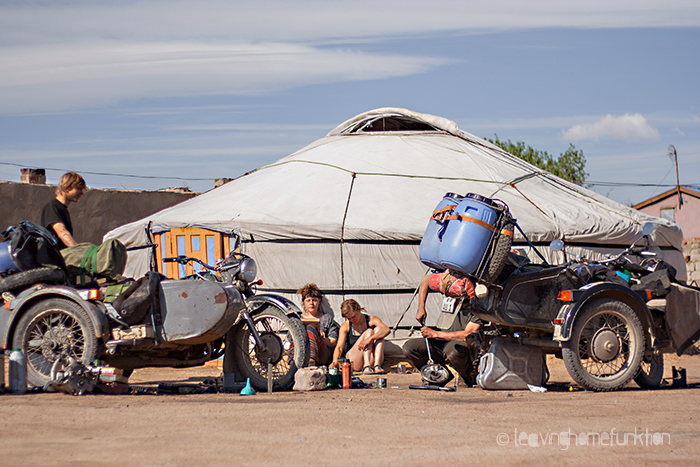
[2,353,700,466]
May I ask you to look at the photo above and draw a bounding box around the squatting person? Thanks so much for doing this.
[332,299,390,375]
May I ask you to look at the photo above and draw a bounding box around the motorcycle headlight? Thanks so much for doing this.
[238,257,257,283]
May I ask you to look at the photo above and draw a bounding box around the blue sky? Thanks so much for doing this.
[1,1,699,206]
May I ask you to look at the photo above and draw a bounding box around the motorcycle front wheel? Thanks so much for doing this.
[562,298,644,392]
[12,298,99,388]
[230,306,309,391]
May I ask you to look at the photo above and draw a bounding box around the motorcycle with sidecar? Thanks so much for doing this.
[0,222,309,391]
[421,193,700,392]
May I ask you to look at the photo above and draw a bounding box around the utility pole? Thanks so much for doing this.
[668,145,682,209]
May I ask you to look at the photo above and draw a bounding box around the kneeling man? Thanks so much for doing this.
[403,271,484,385]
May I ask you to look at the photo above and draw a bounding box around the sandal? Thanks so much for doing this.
[373,365,387,375]
[362,366,374,374]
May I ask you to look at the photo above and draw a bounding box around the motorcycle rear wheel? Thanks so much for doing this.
[634,352,664,388]
[12,298,98,388]
[562,298,644,392]
[231,306,309,391]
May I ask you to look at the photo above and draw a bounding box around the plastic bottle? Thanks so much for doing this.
[419,192,463,269]
[439,193,498,274]
[9,348,27,395]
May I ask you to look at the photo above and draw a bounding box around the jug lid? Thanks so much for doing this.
[464,193,496,207]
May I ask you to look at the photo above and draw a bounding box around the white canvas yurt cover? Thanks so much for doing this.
[106,108,685,331]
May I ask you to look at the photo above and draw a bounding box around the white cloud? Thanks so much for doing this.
[672,127,686,136]
[1,1,699,46]
[0,41,444,114]
[562,114,660,143]
[1,1,699,115]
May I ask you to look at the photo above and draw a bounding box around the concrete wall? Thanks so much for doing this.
[684,238,700,287]
[1,181,197,245]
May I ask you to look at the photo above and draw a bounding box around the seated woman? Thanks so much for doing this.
[331,299,390,375]
[298,283,339,367]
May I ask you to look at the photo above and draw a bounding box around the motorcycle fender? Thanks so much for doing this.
[158,281,243,345]
[241,294,303,322]
[552,283,654,347]
[1,284,110,349]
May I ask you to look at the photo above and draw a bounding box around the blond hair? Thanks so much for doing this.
[340,299,362,318]
[56,172,86,195]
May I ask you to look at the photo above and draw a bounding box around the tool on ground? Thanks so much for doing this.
[409,384,456,392]
[419,336,452,386]
[672,366,687,388]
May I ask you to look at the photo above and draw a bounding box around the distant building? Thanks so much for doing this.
[633,187,700,286]
[633,187,700,239]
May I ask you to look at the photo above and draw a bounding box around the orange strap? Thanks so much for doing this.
[446,215,496,232]
[431,204,458,220]
[500,229,514,238]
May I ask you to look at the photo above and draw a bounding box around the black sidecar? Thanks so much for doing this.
[466,260,657,392]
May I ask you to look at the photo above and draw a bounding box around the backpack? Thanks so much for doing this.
[1,221,66,273]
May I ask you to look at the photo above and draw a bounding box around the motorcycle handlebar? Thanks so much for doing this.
[163,256,216,270]
[163,256,189,264]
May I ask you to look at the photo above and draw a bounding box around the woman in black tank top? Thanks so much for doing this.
[331,299,391,375]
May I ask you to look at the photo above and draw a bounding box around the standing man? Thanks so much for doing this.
[41,172,87,250]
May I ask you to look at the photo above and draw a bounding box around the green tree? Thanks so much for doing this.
[486,135,588,185]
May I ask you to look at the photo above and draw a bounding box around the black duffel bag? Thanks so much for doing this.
[111,271,164,325]
[1,221,66,273]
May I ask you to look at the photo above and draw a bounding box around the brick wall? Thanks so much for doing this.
[683,238,700,287]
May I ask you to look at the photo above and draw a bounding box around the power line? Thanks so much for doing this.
[2,160,697,189]
[0,161,213,182]
[587,180,700,188]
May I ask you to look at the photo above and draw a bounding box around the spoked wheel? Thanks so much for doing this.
[635,352,664,388]
[231,306,309,391]
[12,298,98,388]
[562,299,644,392]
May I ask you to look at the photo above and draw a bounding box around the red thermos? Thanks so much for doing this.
[342,361,351,389]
